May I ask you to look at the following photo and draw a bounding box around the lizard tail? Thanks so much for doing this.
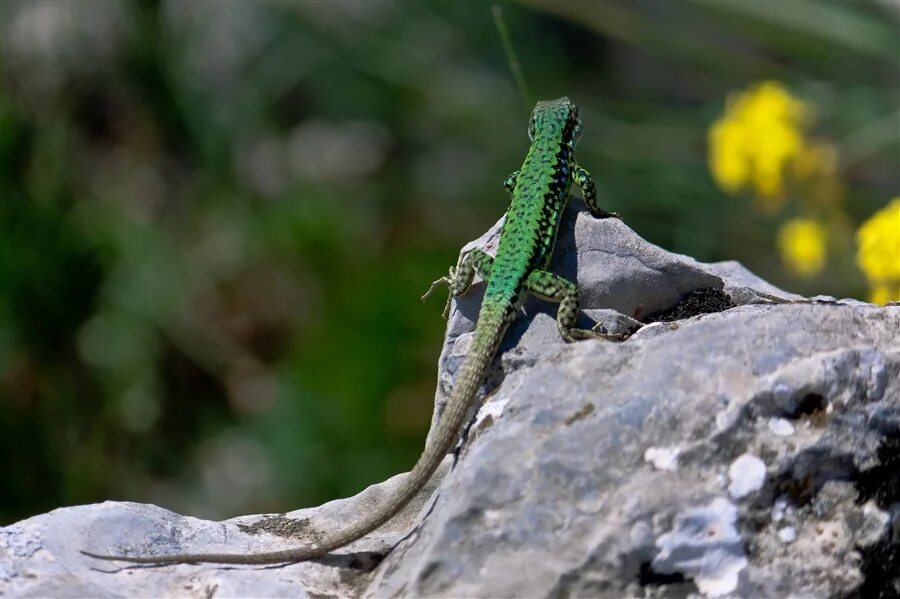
[82,307,508,565]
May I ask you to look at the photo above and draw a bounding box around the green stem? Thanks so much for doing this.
[492,5,532,112]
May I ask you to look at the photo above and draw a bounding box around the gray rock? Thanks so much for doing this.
[3,200,898,598]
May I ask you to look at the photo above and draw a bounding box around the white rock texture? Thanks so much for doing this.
[3,200,898,598]
[728,453,767,499]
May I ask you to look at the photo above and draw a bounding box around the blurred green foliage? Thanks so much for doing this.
[1,0,897,524]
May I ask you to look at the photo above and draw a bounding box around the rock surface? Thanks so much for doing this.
[3,200,898,598]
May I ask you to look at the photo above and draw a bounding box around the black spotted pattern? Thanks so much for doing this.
[485,97,580,314]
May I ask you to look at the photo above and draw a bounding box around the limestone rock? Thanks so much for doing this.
[3,200,898,598]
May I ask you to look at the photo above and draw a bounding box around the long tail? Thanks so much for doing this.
[82,307,507,565]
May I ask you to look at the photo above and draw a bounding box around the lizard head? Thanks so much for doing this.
[528,97,582,145]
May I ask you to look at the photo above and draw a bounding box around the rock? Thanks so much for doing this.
[0,466,450,598]
[651,497,748,597]
[3,199,898,598]
[728,453,767,499]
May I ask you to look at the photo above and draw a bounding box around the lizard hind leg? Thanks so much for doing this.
[422,249,494,319]
[525,269,622,342]
[573,165,619,220]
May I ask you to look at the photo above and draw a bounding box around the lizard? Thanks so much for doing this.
[82,96,621,566]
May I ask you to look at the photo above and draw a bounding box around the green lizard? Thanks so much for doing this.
[82,97,620,566]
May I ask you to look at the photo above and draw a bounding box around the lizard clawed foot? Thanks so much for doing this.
[562,329,624,343]
[560,322,626,343]
[591,321,627,341]
[422,267,458,320]
[421,266,457,300]
[421,278,448,302]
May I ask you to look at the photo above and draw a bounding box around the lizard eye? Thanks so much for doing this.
[527,117,535,142]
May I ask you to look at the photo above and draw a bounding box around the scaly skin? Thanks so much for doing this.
[82,97,619,566]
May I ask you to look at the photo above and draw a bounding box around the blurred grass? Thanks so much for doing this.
[0,0,897,523]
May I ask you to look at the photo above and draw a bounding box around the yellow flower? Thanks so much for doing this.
[709,81,822,212]
[856,198,900,303]
[777,218,828,277]
[709,118,748,194]
[754,123,803,202]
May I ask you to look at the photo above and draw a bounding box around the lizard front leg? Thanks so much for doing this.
[525,269,622,342]
[503,170,520,196]
[573,166,619,220]
[422,249,494,319]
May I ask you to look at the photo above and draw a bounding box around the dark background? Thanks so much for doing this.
[1,0,897,524]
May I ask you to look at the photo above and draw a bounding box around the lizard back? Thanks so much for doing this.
[487,97,581,313]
